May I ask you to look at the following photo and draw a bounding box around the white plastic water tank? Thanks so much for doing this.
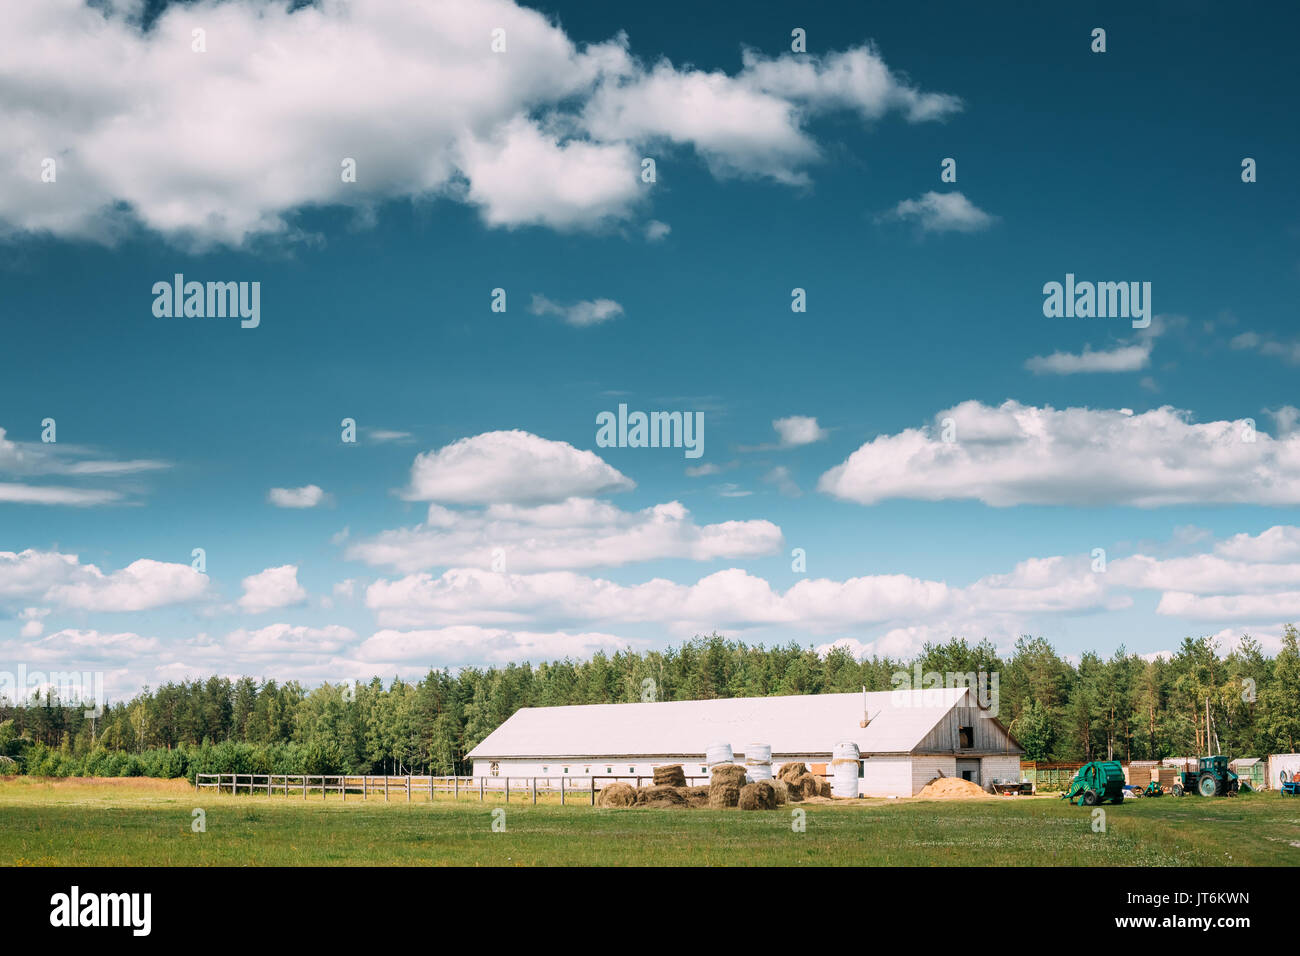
[831,740,860,798]
[706,742,734,768]
[744,743,773,781]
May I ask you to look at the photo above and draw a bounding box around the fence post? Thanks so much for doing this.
[560,777,565,805]
[505,777,509,803]
[454,776,459,800]
[479,777,484,802]
[590,777,595,806]
[532,777,537,805]
[363,776,367,800]
[384,776,389,802]
[302,775,306,800]
[406,776,411,802]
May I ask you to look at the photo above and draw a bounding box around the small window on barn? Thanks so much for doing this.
[629,766,635,773]
[542,766,548,773]
[606,767,612,774]
[959,726,974,749]
[858,760,865,778]
[562,767,569,774]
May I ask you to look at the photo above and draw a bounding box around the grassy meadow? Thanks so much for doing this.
[1,776,1298,866]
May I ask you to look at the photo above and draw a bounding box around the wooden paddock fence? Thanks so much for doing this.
[194,773,711,805]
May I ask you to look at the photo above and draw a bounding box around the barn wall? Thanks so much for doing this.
[861,757,912,797]
[910,756,957,794]
[913,706,1018,754]
[471,754,833,784]
[981,755,1022,789]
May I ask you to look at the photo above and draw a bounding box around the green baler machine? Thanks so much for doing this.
[1060,760,1126,806]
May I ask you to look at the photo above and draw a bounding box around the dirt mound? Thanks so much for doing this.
[777,762,807,783]
[708,782,741,808]
[635,785,688,807]
[915,776,993,800]
[596,782,637,807]
[738,780,777,810]
[653,764,687,787]
[710,764,748,787]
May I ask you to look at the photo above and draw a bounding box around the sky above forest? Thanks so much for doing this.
[2,0,1298,700]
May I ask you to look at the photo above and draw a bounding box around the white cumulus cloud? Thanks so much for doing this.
[405,431,633,505]
[238,565,308,614]
[819,400,1300,507]
[0,0,957,245]
[268,485,328,508]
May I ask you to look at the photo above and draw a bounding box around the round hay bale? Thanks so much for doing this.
[769,778,789,805]
[710,763,748,787]
[652,764,687,787]
[708,782,741,808]
[793,772,822,799]
[817,776,832,798]
[635,784,688,807]
[596,782,637,807]
[738,780,777,811]
[777,762,807,783]
[683,785,711,808]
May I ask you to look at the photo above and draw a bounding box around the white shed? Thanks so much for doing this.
[1268,753,1300,788]
[466,686,1023,797]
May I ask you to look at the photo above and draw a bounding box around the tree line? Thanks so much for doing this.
[2,627,1298,780]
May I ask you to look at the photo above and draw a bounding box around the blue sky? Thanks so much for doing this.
[2,0,1298,699]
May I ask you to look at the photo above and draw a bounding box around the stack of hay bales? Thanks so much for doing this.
[708,763,747,808]
[776,761,829,799]
[682,786,711,808]
[596,782,637,807]
[777,762,805,801]
[738,779,777,810]
[635,785,688,807]
[653,764,687,787]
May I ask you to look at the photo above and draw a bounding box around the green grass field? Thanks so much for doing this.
[2,777,1298,866]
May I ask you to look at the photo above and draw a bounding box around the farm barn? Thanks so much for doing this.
[467,686,1024,797]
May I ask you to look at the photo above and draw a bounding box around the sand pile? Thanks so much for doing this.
[653,764,687,787]
[915,776,993,800]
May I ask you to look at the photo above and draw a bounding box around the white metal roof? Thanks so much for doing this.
[467,687,979,759]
